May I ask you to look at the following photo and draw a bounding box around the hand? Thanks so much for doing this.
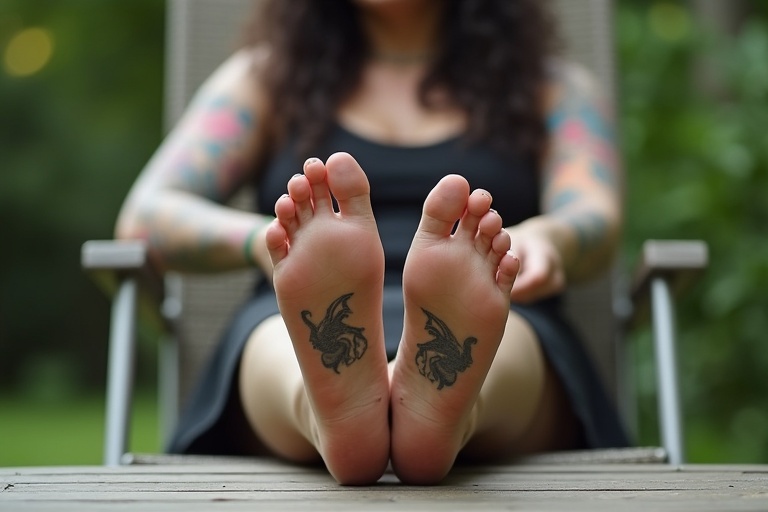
[506,229,566,304]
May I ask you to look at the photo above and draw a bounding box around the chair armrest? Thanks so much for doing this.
[82,239,179,464]
[81,239,170,335]
[621,239,708,465]
[627,240,709,326]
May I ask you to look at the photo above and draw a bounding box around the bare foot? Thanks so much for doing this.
[265,152,390,485]
[390,175,519,485]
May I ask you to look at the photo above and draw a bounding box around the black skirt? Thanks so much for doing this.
[168,279,629,454]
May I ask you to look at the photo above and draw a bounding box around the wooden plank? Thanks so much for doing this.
[4,474,767,494]
[3,465,767,484]
[5,461,768,477]
[3,491,768,512]
[1,464,767,512]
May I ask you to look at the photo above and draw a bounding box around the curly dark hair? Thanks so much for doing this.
[244,0,559,165]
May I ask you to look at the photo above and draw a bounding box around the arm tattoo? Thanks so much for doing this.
[545,188,582,211]
[567,212,608,253]
[166,96,255,202]
[301,293,367,373]
[545,69,620,193]
[542,68,620,266]
[415,309,476,390]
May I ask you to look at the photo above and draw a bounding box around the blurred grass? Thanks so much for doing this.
[0,391,160,467]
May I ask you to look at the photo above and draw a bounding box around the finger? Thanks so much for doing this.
[510,255,551,303]
[510,258,566,303]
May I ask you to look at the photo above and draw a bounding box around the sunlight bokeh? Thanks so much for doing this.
[3,27,54,77]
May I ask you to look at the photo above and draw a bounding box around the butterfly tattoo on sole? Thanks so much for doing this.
[301,293,367,373]
[415,308,476,390]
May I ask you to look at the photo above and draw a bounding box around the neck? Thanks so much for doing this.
[369,50,434,66]
[356,0,442,64]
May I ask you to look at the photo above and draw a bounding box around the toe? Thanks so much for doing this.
[488,228,512,265]
[265,219,289,267]
[418,174,470,238]
[287,173,313,224]
[274,193,298,237]
[325,152,373,218]
[496,251,520,295]
[457,189,492,240]
[475,209,503,254]
[304,157,335,214]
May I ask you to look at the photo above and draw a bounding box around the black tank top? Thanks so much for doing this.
[257,124,540,282]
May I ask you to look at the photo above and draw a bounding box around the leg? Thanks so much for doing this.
[239,315,321,464]
[457,311,581,460]
[240,312,577,473]
[259,153,390,485]
[390,175,520,484]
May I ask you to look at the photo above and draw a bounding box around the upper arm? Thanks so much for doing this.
[130,48,268,204]
[540,61,623,217]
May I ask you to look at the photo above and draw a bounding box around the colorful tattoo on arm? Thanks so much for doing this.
[544,68,620,195]
[544,188,582,212]
[546,188,610,254]
[137,193,272,272]
[302,293,368,373]
[565,211,609,254]
[542,66,621,263]
[165,95,256,203]
[415,309,476,390]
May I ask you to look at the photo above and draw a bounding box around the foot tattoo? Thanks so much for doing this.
[415,308,476,390]
[301,293,367,373]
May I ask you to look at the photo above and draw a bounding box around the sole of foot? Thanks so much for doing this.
[390,174,519,485]
[265,152,390,485]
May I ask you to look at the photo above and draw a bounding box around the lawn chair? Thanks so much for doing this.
[81,0,708,468]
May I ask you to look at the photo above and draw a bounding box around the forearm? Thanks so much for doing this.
[110,50,277,274]
[525,61,624,285]
[116,189,273,273]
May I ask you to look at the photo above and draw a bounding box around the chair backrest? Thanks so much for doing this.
[549,0,622,405]
[165,0,621,407]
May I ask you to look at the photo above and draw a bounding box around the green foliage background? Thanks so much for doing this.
[0,1,164,399]
[618,1,768,462]
[0,0,766,465]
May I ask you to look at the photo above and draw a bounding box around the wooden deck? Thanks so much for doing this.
[2,457,767,511]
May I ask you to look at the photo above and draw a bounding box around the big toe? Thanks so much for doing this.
[418,174,470,237]
[325,152,372,217]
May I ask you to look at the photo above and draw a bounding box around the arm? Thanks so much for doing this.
[115,49,274,275]
[507,61,624,303]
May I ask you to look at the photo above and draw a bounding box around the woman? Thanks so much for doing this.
[116,0,627,485]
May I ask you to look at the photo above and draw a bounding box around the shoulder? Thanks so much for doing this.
[190,45,271,110]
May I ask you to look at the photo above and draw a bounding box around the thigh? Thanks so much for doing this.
[238,314,319,461]
[461,310,581,459]
[209,315,297,458]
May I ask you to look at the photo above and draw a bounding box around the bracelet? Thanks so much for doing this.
[243,223,261,267]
